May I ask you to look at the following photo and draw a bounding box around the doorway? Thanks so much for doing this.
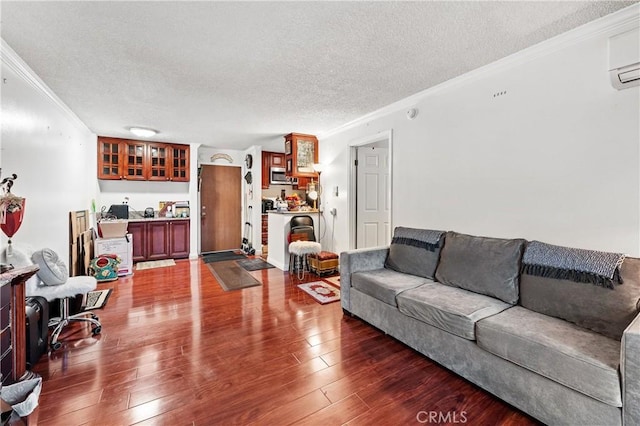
[350,131,392,249]
[200,165,242,253]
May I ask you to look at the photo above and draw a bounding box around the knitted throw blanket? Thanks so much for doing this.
[391,228,445,252]
[522,241,625,289]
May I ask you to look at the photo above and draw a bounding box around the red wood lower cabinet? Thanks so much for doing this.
[127,219,190,261]
[169,220,190,258]
[147,221,170,260]
[127,222,146,262]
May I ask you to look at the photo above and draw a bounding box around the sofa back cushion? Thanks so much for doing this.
[384,227,445,280]
[521,256,640,340]
[435,231,525,304]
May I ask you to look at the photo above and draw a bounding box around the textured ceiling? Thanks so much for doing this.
[1,1,634,151]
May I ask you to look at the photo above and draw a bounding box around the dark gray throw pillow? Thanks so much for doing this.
[435,231,525,304]
[384,227,445,280]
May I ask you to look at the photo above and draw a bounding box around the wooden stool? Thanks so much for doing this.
[288,241,321,279]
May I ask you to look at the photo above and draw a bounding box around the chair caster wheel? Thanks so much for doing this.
[92,326,102,335]
[51,341,62,351]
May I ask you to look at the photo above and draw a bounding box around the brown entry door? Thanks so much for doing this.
[200,165,242,253]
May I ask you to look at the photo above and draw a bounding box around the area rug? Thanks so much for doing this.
[323,276,341,287]
[135,259,176,270]
[207,260,261,291]
[202,250,246,264]
[297,281,341,305]
[236,258,275,271]
[82,288,113,311]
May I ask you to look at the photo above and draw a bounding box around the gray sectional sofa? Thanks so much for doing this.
[340,228,640,425]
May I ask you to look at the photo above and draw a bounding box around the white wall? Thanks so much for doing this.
[320,7,640,256]
[1,40,96,258]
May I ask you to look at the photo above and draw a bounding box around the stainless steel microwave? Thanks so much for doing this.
[270,167,297,185]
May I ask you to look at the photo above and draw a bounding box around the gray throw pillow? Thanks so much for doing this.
[32,248,69,286]
[384,227,445,280]
[435,231,525,304]
[521,256,640,340]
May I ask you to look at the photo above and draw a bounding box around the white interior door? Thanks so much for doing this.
[356,146,390,248]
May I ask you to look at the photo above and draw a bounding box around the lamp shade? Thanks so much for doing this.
[313,163,324,173]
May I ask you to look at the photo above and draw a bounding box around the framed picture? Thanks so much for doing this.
[285,140,292,155]
[296,139,316,174]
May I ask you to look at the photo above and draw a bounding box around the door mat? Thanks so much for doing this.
[323,276,341,288]
[135,259,176,270]
[206,261,261,291]
[202,250,246,263]
[297,281,341,305]
[236,258,275,271]
[82,288,113,311]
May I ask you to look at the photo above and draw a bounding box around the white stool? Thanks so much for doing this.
[288,241,321,280]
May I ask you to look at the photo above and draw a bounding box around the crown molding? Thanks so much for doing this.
[1,38,90,132]
[320,3,640,140]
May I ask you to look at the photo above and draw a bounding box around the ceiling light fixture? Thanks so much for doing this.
[129,127,157,138]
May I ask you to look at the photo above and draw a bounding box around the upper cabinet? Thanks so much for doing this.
[98,137,190,182]
[261,151,287,189]
[171,145,190,182]
[284,133,318,179]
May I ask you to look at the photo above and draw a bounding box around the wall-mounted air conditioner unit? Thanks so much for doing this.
[609,27,640,90]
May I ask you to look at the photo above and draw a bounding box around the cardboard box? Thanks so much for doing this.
[98,220,128,238]
[94,234,133,276]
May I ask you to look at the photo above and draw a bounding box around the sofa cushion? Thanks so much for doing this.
[384,227,445,279]
[435,231,525,304]
[397,282,511,340]
[31,248,68,286]
[521,257,640,340]
[351,268,431,307]
[476,306,622,407]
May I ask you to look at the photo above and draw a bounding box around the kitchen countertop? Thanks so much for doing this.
[127,216,190,222]
[266,210,319,214]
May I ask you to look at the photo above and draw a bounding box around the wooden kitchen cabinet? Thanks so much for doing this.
[127,221,147,262]
[168,220,190,258]
[147,221,170,260]
[284,133,318,179]
[127,219,190,262]
[147,143,170,181]
[261,151,286,189]
[261,214,268,245]
[98,137,190,181]
[262,151,270,189]
[124,140,147,180]
[171,145,190,182]
[270,152,284,167]
[97,137,125,180]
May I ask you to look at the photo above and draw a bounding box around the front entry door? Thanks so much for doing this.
[200,165,242,253]
[356,146,390,248]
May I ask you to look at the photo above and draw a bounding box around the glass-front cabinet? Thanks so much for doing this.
[97,136,190,181]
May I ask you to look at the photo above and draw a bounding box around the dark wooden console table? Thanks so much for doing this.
[1,264,39,385]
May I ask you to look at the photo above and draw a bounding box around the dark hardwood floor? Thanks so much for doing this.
[29,258,539,425]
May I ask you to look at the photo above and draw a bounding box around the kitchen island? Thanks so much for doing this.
[266,210,319,271]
